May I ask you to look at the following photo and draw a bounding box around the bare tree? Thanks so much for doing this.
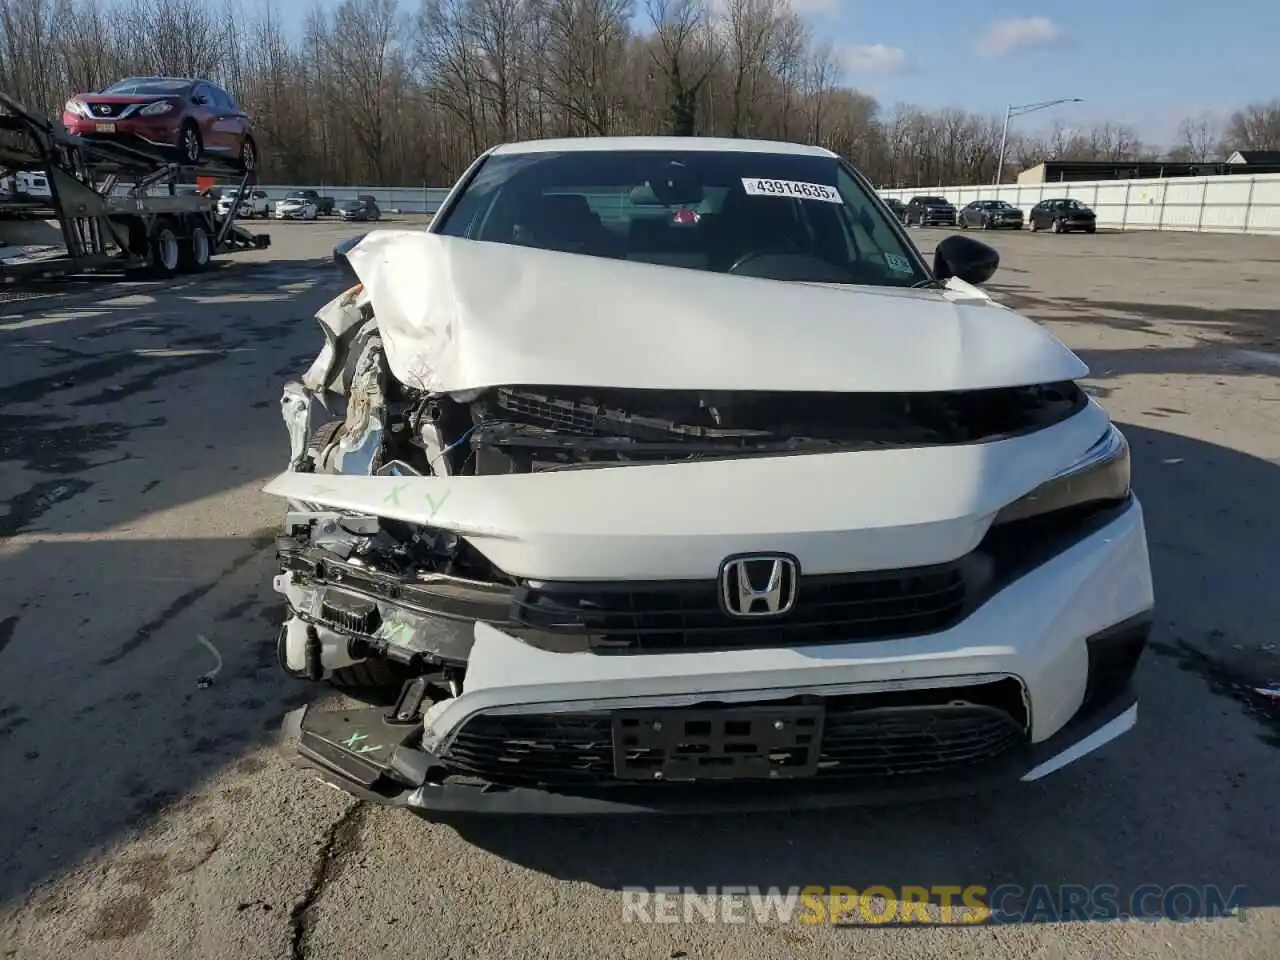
[1223,99,1280,152]
[0,0,1268,187]
[722,0,783,138]
[645,0,718,135]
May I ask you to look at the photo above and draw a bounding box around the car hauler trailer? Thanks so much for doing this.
[0,89,269,285]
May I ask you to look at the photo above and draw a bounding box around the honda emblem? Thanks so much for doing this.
[719,554,799,618]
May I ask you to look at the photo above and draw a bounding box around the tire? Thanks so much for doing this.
[329,657,411,692]
[179,221,212,272]
[177,122,202,165]
[150,219,182,277]
[309,418,346,466]
[958,215,967,229]
[1030,218,1040,233]
[1051,218,1063,234]
[1085,225,1096,234]
[237,136,257,173]
[982,216,992,230]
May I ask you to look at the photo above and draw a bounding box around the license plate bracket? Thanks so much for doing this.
[612,705,824,781]
[95,122,116,133]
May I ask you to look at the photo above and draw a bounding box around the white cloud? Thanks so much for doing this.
[975,17,1060,57]
[840,43,907,74]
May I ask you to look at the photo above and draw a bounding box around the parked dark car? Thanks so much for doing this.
[62,76,257,171]
[904,195,957,227]
[882,197,907,222]
[959,199,1024,230]
[1029,198,1097,234]
[338,195,381,222]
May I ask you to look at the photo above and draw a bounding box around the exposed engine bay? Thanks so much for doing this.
[273,278,1086,692]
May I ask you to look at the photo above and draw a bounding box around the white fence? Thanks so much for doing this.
[879,173,1280,235]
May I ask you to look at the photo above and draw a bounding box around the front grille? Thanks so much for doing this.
[441,683,1027,790]
[511,563,967,652]
[89,103,124,118]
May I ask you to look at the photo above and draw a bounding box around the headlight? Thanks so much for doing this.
[139,101,174,116]
[64,99,91,117]
[992,425,1131,525]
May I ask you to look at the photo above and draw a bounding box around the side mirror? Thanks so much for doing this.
[191,94,208,105]
[333,233,368,286]
[933,235,999,286]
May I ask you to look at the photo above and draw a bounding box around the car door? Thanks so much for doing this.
[1031,202,1046,229]
[188,83,222,153]
[963,202,978,226]
[214,86,249,151]
[201,85,240,154]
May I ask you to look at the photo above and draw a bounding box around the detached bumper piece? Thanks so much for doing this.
[281,616,1151,816]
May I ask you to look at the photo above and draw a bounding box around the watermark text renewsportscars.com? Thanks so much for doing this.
[620,885,1248,925]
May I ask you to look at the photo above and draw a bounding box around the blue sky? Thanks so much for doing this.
[813,0,1278,144]
[273,0,1278,147]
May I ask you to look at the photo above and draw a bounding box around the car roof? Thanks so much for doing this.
[489,136,838,159]
[112,75,194,84]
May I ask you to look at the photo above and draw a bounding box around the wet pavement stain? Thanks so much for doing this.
[0,478,93,538]
[0,353,161,405]
[0,614,18,655]
[1151,638,1280,747]
[0,414,161,473]
[70,353,226,407]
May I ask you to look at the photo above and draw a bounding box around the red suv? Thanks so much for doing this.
[63,76,257,172]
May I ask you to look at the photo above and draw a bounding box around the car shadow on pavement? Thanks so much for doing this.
[0,257,343,910]
[447,422,1280,923]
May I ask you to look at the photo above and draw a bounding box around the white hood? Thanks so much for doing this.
[265,400,1111,580]
[343,230,1088,395]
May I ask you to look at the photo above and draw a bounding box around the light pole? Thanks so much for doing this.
[994,98,1083,186]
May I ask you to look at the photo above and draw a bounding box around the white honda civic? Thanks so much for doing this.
[267,136,1154,815]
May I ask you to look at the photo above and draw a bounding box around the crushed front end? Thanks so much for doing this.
[267,234,1154,816]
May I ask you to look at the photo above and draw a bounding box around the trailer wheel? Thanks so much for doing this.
[150,220,182,277]
[180,222,212,272]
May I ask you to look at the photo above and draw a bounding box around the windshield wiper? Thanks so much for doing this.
[911,278,944,289]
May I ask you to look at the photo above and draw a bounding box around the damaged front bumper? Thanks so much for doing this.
[276,500,1153,816]
[277,635,1144,816]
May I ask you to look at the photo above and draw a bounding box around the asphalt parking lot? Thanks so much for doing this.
[0,220,1277,959]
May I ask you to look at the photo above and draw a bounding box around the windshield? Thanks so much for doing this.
[1064,199,1088,210]
[434,149,928,287]
[102,77,188,96]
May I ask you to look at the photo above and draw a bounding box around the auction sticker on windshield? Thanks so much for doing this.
[742,178,842,203]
